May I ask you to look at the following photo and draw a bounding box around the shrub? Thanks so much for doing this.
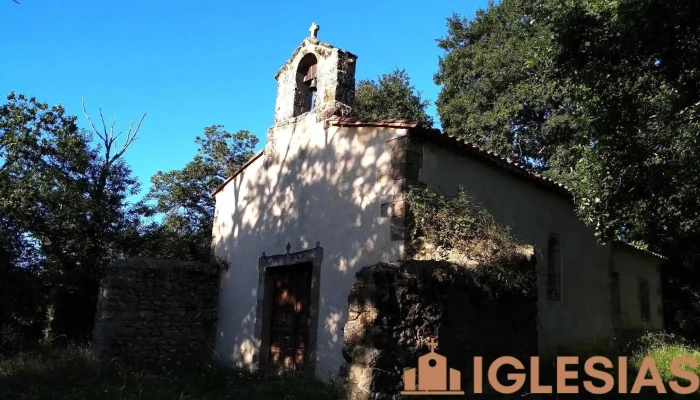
[405,187,523,263]
[404,186,535,295]
[629,332,700,384]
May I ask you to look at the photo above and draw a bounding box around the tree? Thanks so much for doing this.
[435,0,700,338]
[435,2,584,169]
[141,125,258,262]
[1,92,88,344]
[0,92,145,343]
[544,0,700,336]
[0,212,44,353]
[542,0,700,243]
[353,69,434,127]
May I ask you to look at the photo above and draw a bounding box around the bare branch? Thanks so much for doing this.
[117,121,134,143]
[82,98,146,165]
[110,118,116,142]
[132,112,147,137]
[98,108,110,147]
[112,112,146,162]
[82,98,105,142]
[113,124,128,142]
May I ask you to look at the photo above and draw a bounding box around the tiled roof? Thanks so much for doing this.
[328,116,574,199]
[327,116,419,129]
[212,117,666,261]
[417,127,574,200]
[615,241,667,260]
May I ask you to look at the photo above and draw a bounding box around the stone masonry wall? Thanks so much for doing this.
[380,134,425,243]
[273,38,356,125]
[342,259,538,400]
[93,257,220,368]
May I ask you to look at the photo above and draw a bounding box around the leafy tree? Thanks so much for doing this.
[544,0,700,336]
[435,0,700,338]
[437,0,700,241]
[0,92,144,343]
[353,69,433,127]
[0,213,44,354]
[542,0,700,243]
[141,125,258,262]
[435,2,583,169]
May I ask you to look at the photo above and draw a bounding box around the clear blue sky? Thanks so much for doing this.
[1,0,484,199]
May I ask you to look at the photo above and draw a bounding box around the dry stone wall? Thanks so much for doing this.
[342,259,538,400]
[93,257,220,369]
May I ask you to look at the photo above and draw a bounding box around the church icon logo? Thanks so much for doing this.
[400,338,465,396]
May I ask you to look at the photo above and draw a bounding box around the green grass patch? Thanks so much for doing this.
[0,346,342,400]
[629,332,700,384]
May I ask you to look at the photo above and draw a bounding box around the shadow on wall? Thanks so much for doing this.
[213,115,402,377]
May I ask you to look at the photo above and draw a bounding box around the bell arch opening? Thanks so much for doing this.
[294,53,318,117]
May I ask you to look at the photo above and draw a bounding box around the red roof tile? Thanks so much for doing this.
[329,117,573,200]
[415,127,573,200]
[327,116,419,128]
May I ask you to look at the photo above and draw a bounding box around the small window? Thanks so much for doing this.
[547,234,561,301]
[611,271,621,318]
[639,278,650,322]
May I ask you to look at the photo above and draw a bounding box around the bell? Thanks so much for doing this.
[309,77,317,91]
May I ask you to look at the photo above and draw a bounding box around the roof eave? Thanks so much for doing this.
[614,241,667,261]
[210,150,264,198]
[409,126,574,201]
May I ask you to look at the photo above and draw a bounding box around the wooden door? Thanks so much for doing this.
[268,264,312,372]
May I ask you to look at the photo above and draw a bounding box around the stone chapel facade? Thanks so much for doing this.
[211,24,665,380]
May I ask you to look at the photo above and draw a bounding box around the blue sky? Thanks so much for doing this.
[1,0,484,198]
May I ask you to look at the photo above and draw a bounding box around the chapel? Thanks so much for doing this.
[211,23,665,379]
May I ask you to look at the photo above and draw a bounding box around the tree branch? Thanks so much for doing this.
[98,108,111,149]
[112,112,146,162]
[82,98,146,165]
[82,98,105,143]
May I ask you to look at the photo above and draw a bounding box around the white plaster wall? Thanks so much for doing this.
[613,246,664,331]
[419,142,613,355]
[212,113,403,379]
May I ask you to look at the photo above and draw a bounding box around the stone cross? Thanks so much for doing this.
[309,22,319,39]
[427,338,438,352]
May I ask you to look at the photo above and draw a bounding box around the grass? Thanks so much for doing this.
[0,347,343,400]
[632,342,700,382]
[3,336,700,400]
[536,333,700,399]
[629,332,700,387]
